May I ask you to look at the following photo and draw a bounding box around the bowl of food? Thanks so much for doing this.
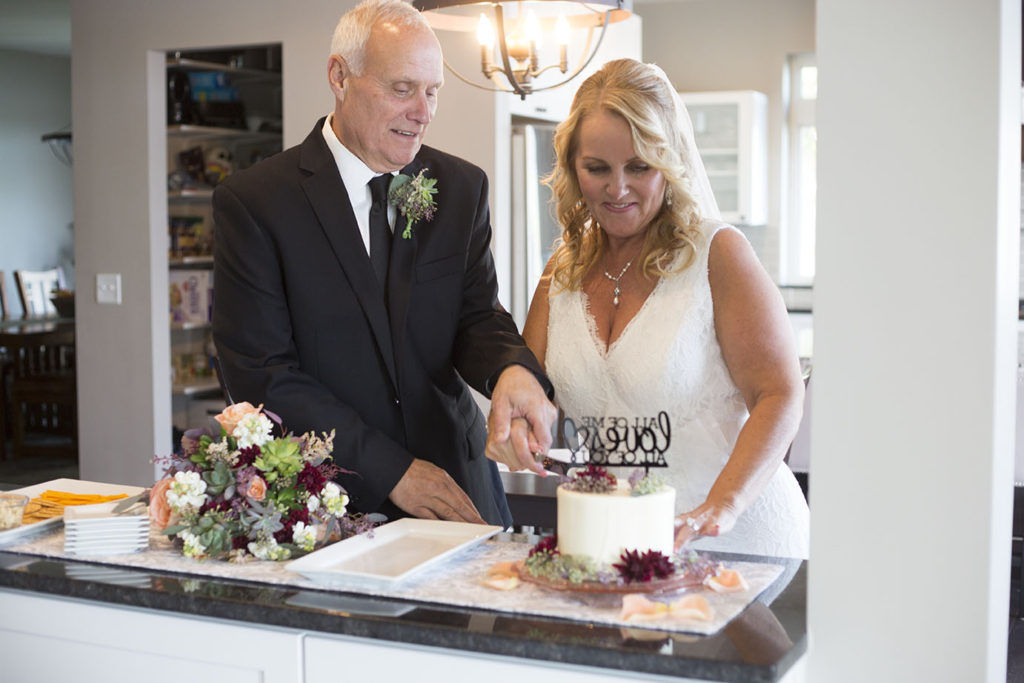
[50,289,75,318]
[0,493,29,530]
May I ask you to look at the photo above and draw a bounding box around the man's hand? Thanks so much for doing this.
[485,365,557,475]
[388,458,486,524]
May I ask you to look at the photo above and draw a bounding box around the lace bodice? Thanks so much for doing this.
[546,221,809,559]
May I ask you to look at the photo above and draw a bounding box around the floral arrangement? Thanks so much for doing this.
[563,464,618,493]
[388,168,438,239]
[523,534,715,586]
[150,402,369,561]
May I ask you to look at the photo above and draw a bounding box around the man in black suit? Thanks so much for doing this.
[212,0,556,527]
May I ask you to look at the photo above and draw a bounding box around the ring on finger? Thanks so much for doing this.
[685,516,700,532]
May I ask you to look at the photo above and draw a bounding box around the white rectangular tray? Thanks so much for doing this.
[0,479,145,547]
[286,518,501,589]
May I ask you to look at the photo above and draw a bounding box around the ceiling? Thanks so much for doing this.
[0,0,675,58]
[0,0,70,56]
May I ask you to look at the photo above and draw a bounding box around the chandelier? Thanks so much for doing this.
[413,1,632,99]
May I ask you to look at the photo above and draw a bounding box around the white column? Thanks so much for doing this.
[810,1,1019,681]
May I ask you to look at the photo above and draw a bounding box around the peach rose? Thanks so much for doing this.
[246,476,267,502]
[215,401,261,437]
[149,477,176,530]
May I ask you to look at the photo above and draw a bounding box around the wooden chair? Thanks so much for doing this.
[14,267,65,318]
[4,323,77,461]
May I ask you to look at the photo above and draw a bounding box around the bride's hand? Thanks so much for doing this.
[673,500,741,550]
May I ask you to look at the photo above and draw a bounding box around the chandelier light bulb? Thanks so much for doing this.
[554,14,571,46]
[476,12,494,47]
[524,9,542,49]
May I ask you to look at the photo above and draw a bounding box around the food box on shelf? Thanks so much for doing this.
[169,269,213,324]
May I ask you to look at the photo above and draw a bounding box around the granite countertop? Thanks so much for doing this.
[0,538,806,682]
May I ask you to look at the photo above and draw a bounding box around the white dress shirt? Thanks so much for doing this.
[320,114,395,256]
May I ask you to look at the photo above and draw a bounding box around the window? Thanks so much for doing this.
[783,53,817,284]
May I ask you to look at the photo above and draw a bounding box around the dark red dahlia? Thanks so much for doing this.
[528,534,559,558]
[613,549,676,583]
[236,444,261,467]
[297,461,327,492]
[199,498,232,514]
[231,535,250,550]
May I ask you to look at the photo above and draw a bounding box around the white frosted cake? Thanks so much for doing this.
[557,479,676,565]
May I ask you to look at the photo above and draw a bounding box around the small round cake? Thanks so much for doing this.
[557,478,676,566]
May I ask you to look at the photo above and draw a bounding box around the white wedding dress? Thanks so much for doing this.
[546,222,810,559]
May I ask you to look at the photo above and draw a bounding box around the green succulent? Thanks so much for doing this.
[254,437,303,483]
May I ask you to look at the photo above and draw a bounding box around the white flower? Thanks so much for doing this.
[166,470,208,512]
[233,411,274,448]
[292,521,316,552]
[179,530,207,559]
[321,481,349,517]
[306,495,320,513]
[204,438,237,466]
[247,536,291,561]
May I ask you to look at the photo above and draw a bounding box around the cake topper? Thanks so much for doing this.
[559,411,671,470]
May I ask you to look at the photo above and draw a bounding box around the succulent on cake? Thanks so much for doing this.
[613,549,677,583]
[523,534,614,583]
[564,464,617,494]
[627,469,666,496]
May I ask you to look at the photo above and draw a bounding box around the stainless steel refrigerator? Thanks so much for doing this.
[509,121,560,329]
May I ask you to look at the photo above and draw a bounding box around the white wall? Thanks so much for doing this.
[809,0,1018,681]
[0,48,73,314]
[638,0,815,280]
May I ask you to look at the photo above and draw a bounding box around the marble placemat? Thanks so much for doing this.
[3,527,783,636]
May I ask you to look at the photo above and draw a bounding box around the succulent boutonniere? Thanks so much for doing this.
[387,169,438,239]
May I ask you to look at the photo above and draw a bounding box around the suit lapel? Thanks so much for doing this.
[386,158,426,359]
[298,127,398,391]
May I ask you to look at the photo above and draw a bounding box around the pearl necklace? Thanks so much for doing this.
[603,259,632,307]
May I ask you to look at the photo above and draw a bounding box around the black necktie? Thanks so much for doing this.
[368,174,392,292]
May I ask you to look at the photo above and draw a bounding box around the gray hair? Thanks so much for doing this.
[330,0,431,75]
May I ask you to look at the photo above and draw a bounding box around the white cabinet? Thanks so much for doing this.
[678,90,767,226]
[0,590,303,682]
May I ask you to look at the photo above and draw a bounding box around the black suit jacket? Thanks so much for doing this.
[211,118,548,527]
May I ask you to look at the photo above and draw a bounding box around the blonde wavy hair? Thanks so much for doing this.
[547,58,704,292]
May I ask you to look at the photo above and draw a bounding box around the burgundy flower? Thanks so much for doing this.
[231,534,250,551]
[200,498,232,514]
[613,549,676,583]
[236,445,261,468]
[566,464,617,493]
[528,534,559,558]
[297,462,327,492]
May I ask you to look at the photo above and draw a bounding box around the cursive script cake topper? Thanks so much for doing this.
[560,412,671,470]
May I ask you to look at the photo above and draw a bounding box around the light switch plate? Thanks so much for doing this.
[96,273,122,305]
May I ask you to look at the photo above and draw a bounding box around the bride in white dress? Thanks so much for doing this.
[496,59,809,559]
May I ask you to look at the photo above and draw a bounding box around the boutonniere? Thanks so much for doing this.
[387,168,438,239]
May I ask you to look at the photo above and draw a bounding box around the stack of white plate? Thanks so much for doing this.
[63,499,150,556]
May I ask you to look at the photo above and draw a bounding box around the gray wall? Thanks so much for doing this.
[0,48,73,315]
[639,0,815,279]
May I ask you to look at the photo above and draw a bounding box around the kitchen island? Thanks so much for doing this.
[0,536,805,682]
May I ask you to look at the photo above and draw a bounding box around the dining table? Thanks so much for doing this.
[0,317,76,460]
